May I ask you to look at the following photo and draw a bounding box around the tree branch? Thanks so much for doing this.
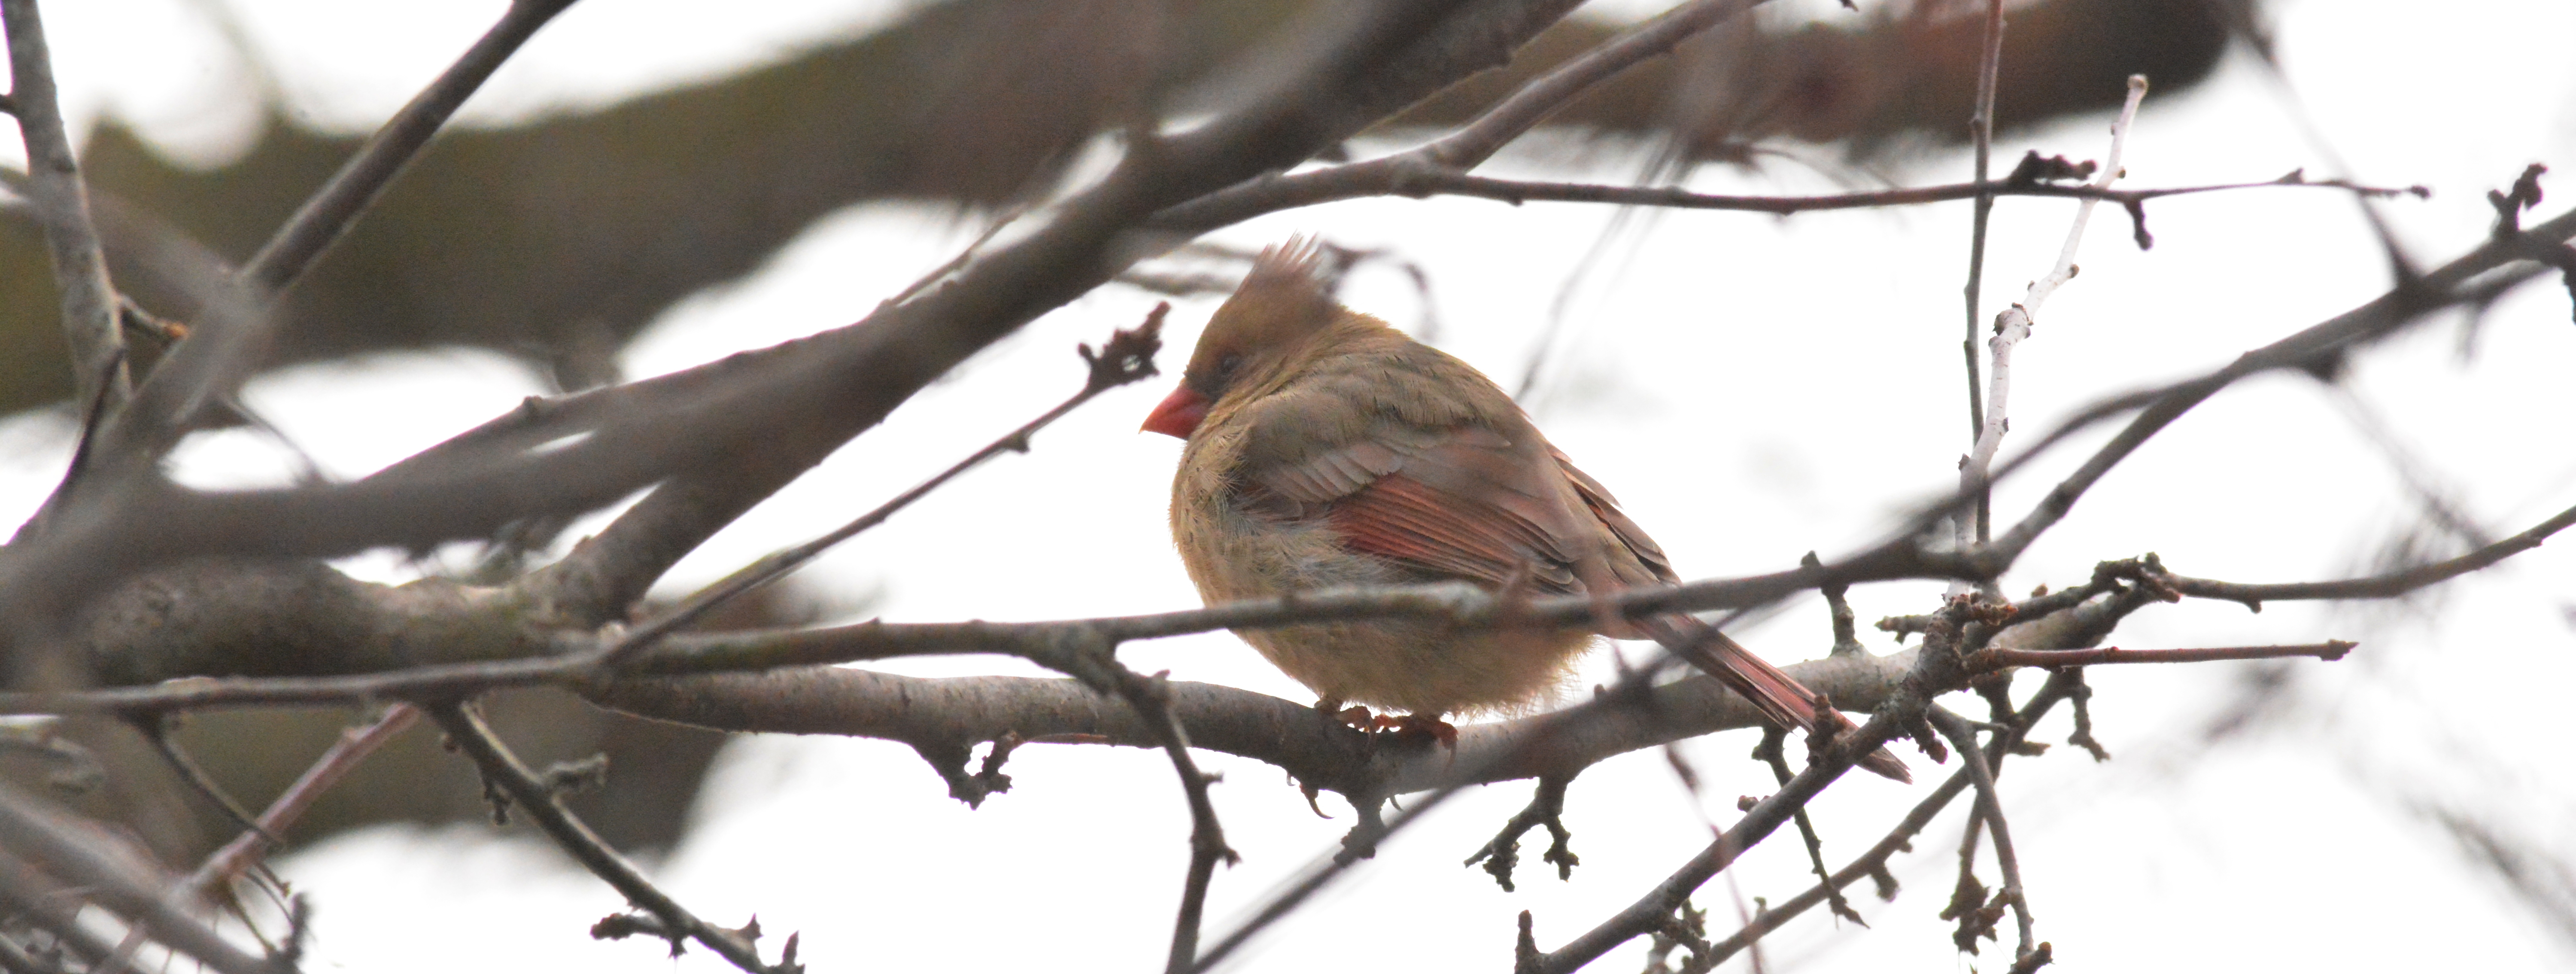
[2,0,128,409]
[1974,640,2354,670]
[2150,501,2576,609]
[426,703,793,974]
[1929,706,2034,961]
[0,781,284,974]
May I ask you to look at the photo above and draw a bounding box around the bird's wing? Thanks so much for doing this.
[1245,423,1593,594]
[1551,446,1678,587]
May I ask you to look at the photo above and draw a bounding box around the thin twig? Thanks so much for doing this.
[0,782,285,974]
[1957,76,2148,581]
[0,846,134,968]
[1974,641,2354,670]
[1156,148,2412,228]
[239,0,577,290]
[1151,0,1771,233]
[1417,0,1766,170]
[1097,663,1237,974]
[593,304,1165,669]
[1531,704,1911,974]
[2150,501,2576,609]
[191,704,421,891]
[1958,205,2576,583]
[68,0,573,477]
[1695,670,2084,969]
[1464,775,1579,892]
[3,0,128,408]
[1755,728,1864,926]
[1928,706,2033,961]
[426,703,791,974]
[1959,0,2007,499]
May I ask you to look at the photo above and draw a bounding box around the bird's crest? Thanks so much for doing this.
[1243,235,1331,297]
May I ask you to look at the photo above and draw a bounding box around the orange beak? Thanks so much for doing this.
[1141,385,1211,439]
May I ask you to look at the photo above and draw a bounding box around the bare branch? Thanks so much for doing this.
[191,704,420,892]
[1929,706,2034,961]
[1962,204,2576,581]
[426,703,793,974]
[1093,662,1238,974]
[1533,699,1912,973]
[1975,640,2354,670]
[513,0,1598,627]
[1959,0,2008,485]
[243,0,577,291]
[1166,165,2418,222]
[0,781,285,974]
[1151,0,1771,232]
[3,0,128,408]
[2151,501,2576,609]
[1956,76,2147,572]
[1696,669,2086,968]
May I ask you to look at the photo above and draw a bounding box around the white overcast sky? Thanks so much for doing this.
[7,0,2576,971]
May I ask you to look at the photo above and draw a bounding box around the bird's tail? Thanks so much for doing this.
[1652,615,1912,784]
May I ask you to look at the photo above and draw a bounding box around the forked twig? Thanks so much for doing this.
[1928,706,2033,961]
[427,703,795,974]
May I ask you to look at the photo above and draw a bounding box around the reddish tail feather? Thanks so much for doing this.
[1655,617,1912,784]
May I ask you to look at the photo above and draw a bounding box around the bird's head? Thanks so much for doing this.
[1142,237,1342,439]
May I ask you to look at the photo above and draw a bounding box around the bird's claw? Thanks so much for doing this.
[1328,706,1458,749]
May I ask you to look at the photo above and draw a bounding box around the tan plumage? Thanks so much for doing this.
[1144,239,1906,779]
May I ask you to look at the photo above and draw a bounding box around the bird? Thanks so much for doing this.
[1142,238,1905,781]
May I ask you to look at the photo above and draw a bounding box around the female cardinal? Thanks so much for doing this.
[1144,239,1904,780]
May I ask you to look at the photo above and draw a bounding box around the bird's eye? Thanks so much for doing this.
[1217,353,1243,378]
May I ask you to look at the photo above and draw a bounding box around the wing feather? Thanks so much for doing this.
[1552,446,1676,586]
[1243,423,1595,594]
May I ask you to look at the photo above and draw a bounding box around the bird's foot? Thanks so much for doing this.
[1325,706,1458,749]
[1381,714,1459,749]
